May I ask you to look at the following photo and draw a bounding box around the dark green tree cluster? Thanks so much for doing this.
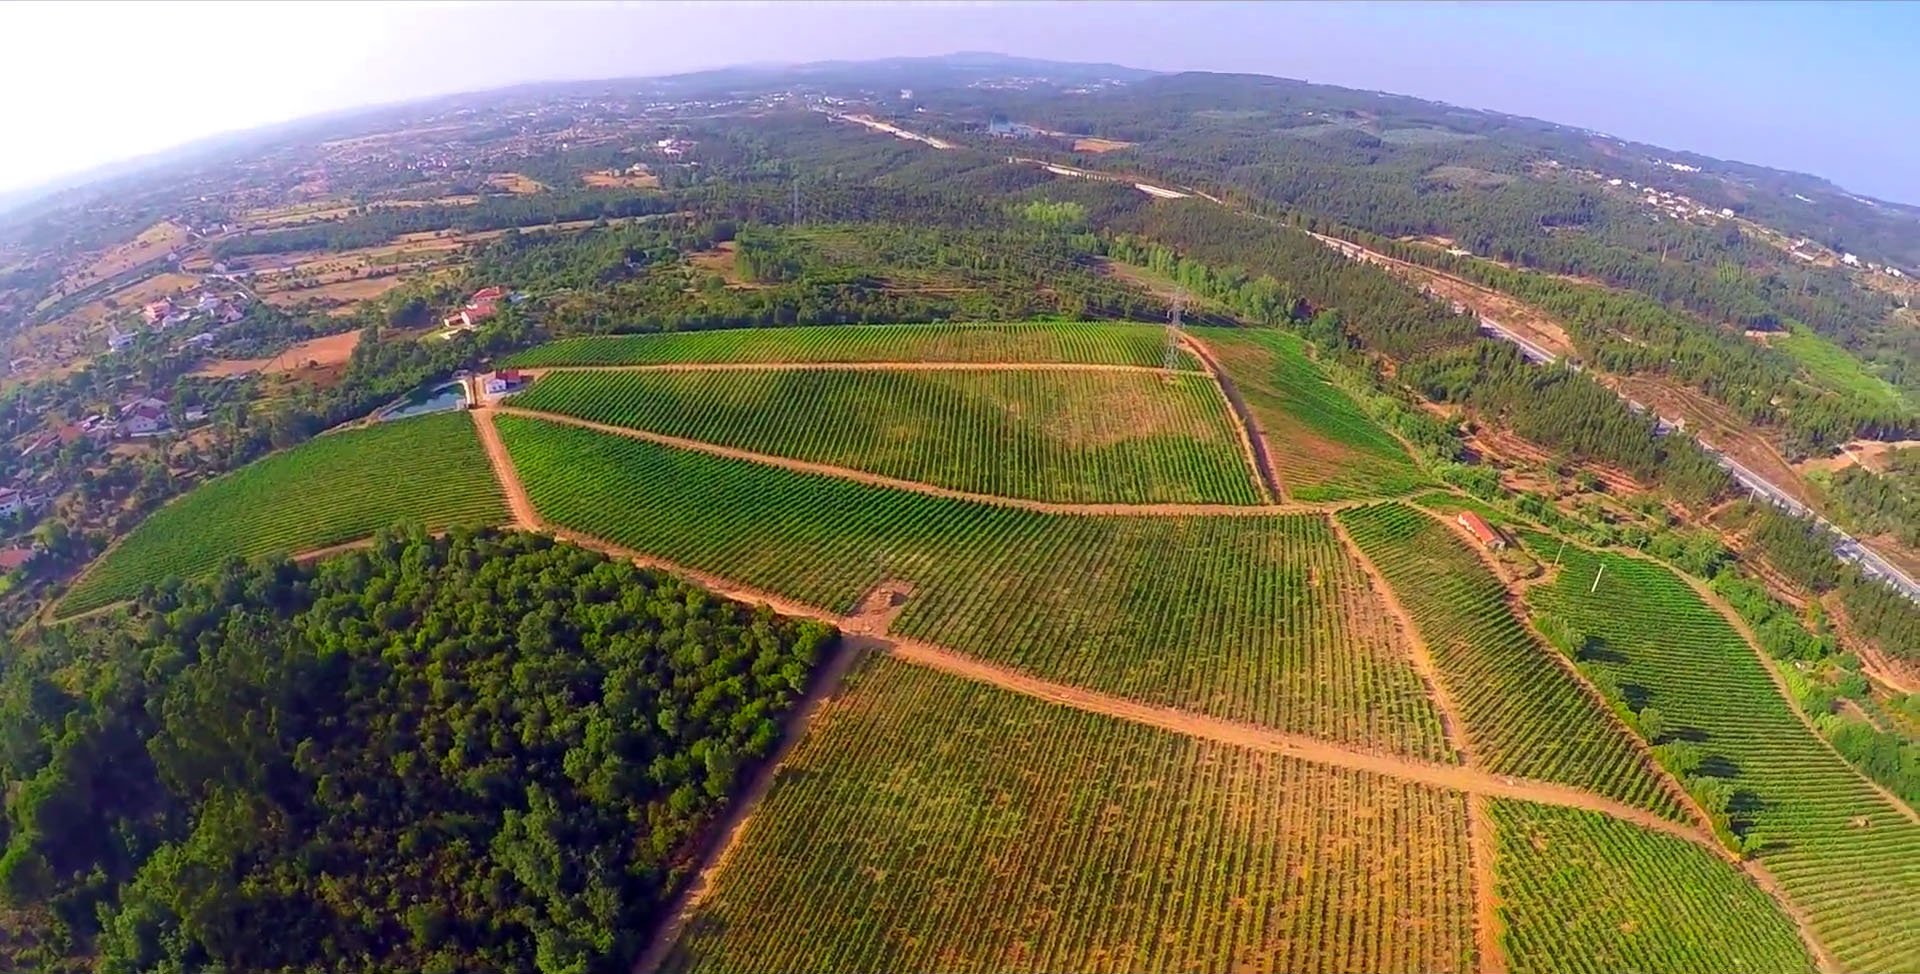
[0,529,833,973]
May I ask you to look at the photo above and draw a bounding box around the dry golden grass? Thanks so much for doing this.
[582,168,661,189]
[37,220,191,310]
[1072,137,1136,153]
[487,173,547,195]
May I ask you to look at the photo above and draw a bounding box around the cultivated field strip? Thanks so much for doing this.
[510,367,1264,505]
[657,657,1479,974]
[1489,801,1817,974]
[1522,541,1920,971]
[497,415,1451,759]
[1192,328,1429,501]
[504,322,1201,369]
[59,412,506,616]
[1336,504,1686,820]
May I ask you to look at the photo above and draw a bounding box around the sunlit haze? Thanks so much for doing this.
[3,0,1917,202]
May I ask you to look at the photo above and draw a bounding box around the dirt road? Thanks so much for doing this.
[1180,333,1286,502]
[498,405,1358,518]
[471,408,541,530]
[524,361,1205,377]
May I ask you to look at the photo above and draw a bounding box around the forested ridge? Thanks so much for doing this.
[0,529,834,973]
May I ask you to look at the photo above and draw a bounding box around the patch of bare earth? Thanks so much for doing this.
[192,329,362,378]
[1072,137,1135,153]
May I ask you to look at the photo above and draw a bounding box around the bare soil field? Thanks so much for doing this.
[582,169,662,189]
[1072,137,1135,153]
[486,173,547,195]
[193,329,361,378]
[1796,438,1920,476]
[259,275,408,310]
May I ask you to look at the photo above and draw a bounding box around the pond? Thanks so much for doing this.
[376,380,467,421]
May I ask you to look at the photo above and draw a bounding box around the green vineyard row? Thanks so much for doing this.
[662,657,1479,974]
[1336,503,1686,820]
[498,415,1451,759]
[1521,538,1920,971]
[509,367,1264,505]
[59,412,508,616]
[504,322,1200,369]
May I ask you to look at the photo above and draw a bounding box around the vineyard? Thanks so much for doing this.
[58,413,507,616]
[1521,540,1920,971]
[1489,800,1816,974]
[659,657,1478,974]
[497,415,1452,758]
[504,322,1199,369]
[1192,328,1428,501]
[509,367,1264,505]
[1335,503,1685,819]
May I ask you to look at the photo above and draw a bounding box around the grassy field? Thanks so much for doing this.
[1773,326,1915,414]
[1490,800,1816,974]
[1336,503,1685,819]
[1192,328,1429,501]
[499,415,1451,757]
[1520,539,1920,971]
[511,368,1263,505]
[660,657,1478,973]
[59,412,506,616]
[503,322,1200,369]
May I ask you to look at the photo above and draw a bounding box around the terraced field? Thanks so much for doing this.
[510,367,1263,504]
[1521,539,1920,971]
[1336,503,1685,820]
[1490,801,1816,974]
[1193,328,1428,501]
[59,412,506,617]
[498,414,1451,758]
[658,658,1479,974]
[505,322,1200,368]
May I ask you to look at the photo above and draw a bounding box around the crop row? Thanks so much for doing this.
[1489,800,1815,974]
[503,322,1200,369]
[1520,538,1920,971]
[1335,503,1685,819]
[497,415,1451,760]
[1191,328,1428,502]
[660,657,1478,974]
[59,412,508,616]
[510,367,1264,505]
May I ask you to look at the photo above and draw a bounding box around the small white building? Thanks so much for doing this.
[107,324,137,352]
[1841,253,1861,267]
[1719,208,1735,218]
[0,488,23,519]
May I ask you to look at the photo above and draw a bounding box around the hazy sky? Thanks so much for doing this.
[3,1,1916,202]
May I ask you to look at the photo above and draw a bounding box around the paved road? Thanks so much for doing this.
[1304,230,1920,605]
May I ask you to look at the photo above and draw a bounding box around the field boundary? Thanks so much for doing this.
[522,361,1207,377]
[1180,332,1285,502]
[471,426,1838,969]
[631,595,881,974]
[497,405,1362,517]
[1425,507,1709,834]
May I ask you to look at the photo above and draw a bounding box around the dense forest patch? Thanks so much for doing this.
[1,530,835,973]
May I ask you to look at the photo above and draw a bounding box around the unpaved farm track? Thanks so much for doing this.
[365,430,1840,971]
[498,405,1356,518]
[472,407,540,529]
[523,361,1207,377]
[1180,333,1285,502]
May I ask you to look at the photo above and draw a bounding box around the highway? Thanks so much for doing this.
[1304,230,1920,604]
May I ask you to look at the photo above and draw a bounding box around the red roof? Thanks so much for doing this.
[471,286,506,302]
[464,300,497,320]
[0,547,32,572]
[1456,511,1502,546]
